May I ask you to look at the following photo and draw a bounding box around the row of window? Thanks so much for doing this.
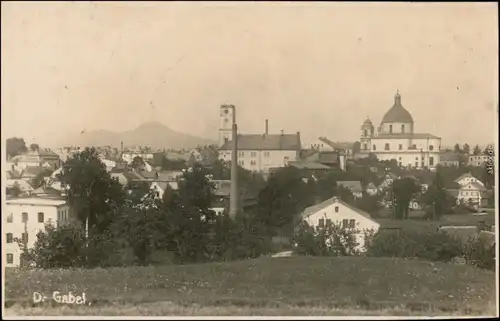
[373,144,435,151]
[237,151,271,157]
[6,212,45,223]
[460,191,480,196]
[6,232,28,244]
[318,218,356,229]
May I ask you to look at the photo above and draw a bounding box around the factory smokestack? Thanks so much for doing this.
[265,119,269,135]
[229,105,239,217]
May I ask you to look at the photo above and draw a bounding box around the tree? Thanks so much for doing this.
[354,193,383,215]
[161,156,186,171]
[6,182,22,197]
[30,143,40,152]
[57,147,126,235]
[257,166,311,237]
[31,168,54,188]
[463,143,470,155]
[421,169,453,220]
[23,224,87,269]
[160,163,217,263]
[453,143,462,154]
[392,177,420,219]
[473,145,482,156]
[131,156,145,171]
[6,137,28,159]
[110,191,164,265]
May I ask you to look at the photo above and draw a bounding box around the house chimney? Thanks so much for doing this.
[229,105,239,217]
[121,141,124,152]
[265,119,269,135]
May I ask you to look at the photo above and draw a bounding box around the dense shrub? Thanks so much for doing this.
[366,229,463,262]
[23,224,87,269]
[463,236,495,271]
[293,221,360,256]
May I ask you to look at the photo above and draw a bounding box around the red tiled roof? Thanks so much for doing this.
[219,133,301,151]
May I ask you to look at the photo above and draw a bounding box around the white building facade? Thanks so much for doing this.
[301,197,380,252]
[4,197,74,267]
[218,106,301,173]
[359,91,442,169]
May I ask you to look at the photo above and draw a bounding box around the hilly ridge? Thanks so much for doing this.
[57,121,216,150]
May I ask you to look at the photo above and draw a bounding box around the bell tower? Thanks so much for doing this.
[219,105,234,147]
[360,117,374,152]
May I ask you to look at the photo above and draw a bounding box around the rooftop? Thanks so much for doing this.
[381,91,414,124]
[6,197,67,207]
[302,196,374,221]
[220,133,301,151]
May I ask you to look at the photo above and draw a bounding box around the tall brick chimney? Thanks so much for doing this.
[229,105,239,217]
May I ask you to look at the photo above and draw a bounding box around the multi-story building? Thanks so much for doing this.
[359,91,442,170]
[218,105,301,173]
[4,197,74,267]
[468,155,492,167]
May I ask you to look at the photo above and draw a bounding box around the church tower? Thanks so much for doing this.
[219,105,234,147]
[360,117,374,152]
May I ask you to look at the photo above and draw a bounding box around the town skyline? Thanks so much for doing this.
[2,2,498,148]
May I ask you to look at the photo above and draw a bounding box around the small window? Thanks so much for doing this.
[401,124,405,133]
[364,130,368,137]
[6,254,14,264]
[6,233,13,243]
[399,144,403,150]
[399,157,402,160]
[38,212,44,223]
[415,162,418,167]
[326,219,332,226]
[389,125,393,133]
[349,219,355,228]
[335,206,339,213]
[318,218,325,228]
[385,143,389,150]
[372,145,376,151]
[342,219,349,228]
[7,213,13,223]
[429,145,434,151]
[22,212,28,223]
[251,152,257,157]
[21,233,28,244]
[412,144,417,149]
[239,152,244,157]
[264,152,270,157]
[429,157,434,166]
[399,162,402,167]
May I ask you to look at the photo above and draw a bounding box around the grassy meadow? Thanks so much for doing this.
[4,256,497,316]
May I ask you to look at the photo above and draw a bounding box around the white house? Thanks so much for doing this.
[454,173,484,187]
[4,197,74,267]
[301,197,380,251]
[218,106,301,173]
[359,91,442,169]
[121,152,154,164]
[456,182,488,207]
[468,155,491,167]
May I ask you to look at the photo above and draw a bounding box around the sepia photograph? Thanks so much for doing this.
[1,1,498,318]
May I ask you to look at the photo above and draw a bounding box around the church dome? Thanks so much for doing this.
[381,91,414,124]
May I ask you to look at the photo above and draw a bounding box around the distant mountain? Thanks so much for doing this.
[56,122,216,150]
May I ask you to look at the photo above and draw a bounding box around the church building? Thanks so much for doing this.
[359,91,442,170]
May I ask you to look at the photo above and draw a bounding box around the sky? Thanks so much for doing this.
[1,2,498,148]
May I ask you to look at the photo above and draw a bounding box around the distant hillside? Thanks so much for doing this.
[56,122,216,150]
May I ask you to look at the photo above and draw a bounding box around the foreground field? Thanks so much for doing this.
[4,256,497,316]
